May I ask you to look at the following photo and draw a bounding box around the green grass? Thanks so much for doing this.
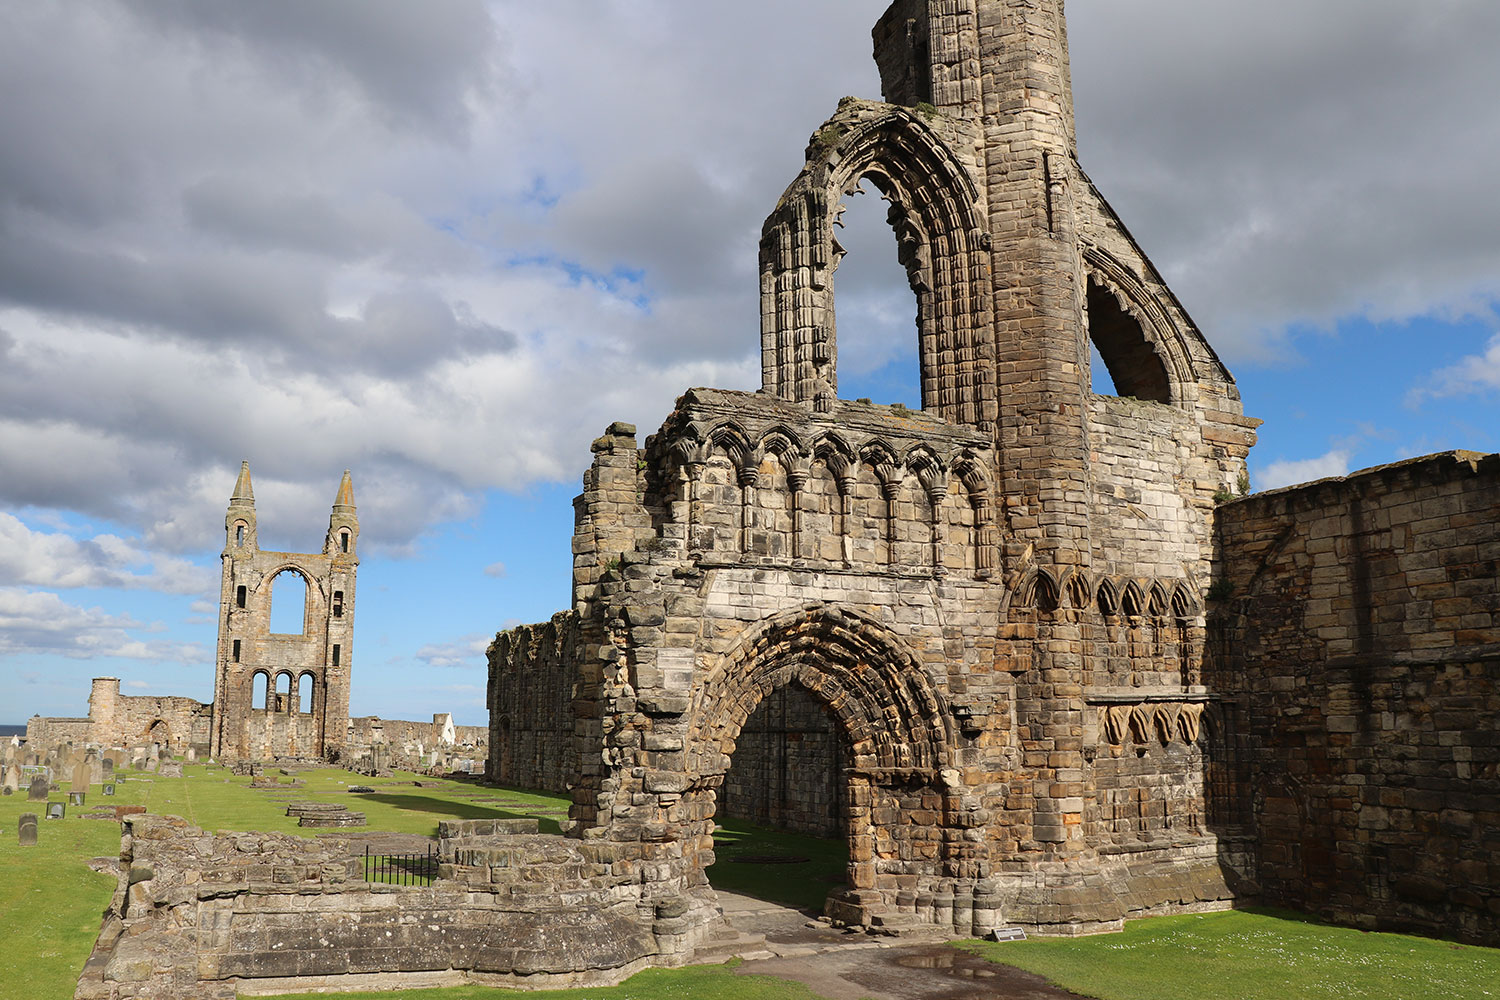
[959,907,1500,1000]
[707,817,847,913]
[266,961,831,1000]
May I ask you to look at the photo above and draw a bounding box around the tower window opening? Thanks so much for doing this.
[332,591,344,617]
[236,524,244,546]
[1086,276,1171,403]
[332,643,341,667]
[232,639,240,663]
[269,570,309,635]
[236,585,246,609]
[830,178,922,410]
[340,530,349,553]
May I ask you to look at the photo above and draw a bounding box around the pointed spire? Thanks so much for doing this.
[333,469,355,510]
[231,461,255,506]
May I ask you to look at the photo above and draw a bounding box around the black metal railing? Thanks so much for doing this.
[363,846,439,886]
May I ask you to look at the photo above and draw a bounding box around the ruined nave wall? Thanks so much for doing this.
[1212,451,1500,944]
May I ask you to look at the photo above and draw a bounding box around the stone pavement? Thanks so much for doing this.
[703,892,1088,1000]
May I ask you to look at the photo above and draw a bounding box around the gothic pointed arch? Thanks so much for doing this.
[759,101,994,428]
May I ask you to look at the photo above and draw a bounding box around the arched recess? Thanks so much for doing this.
[297,671,316,715]
[760,104,994,428]
[252,670,270,711]
[684,606,957,899]
[145,719,170,751]
[1082,246,1200,406]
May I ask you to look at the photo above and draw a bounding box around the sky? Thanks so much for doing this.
[2,0,1498,727]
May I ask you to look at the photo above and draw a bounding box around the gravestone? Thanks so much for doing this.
[103,784,115,796]
[3,763,18,794]
[144,758,160,773]
[18,813,37,846]
[45,801,65,820]
[186,747,197,762]
[159,762,182,778]
[71,761,91,792]
[27,777,48,801]
[2,787,10,796]
[68,791,86,806]
[102,754,116,773]
[86,749,104,785]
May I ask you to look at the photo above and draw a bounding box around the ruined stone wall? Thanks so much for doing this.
[23,716,92,750]
[75,813,709,999]
[1212,451,1500,944]
[486,612,580,793]
[720,683,847,837]
[23,678,211,755]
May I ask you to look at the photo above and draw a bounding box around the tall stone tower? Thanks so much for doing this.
[210,463,358,762]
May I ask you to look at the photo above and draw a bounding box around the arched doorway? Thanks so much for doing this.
[680,606,961,923]
[145,719,170,754]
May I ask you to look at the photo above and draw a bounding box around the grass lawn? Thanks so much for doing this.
[10,763,1499,1000]
[959,906,1500,1000]
[707,817,847,913]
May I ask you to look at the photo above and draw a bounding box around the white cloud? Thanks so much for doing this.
[415,634,491,668]
[0,513,215,594]
[0,588,208,663]
[1258,450,1353,491]
[482,561,507,578]
[1407,332,1500,406]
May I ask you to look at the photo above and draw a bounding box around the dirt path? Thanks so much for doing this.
[712,891,1091,1000]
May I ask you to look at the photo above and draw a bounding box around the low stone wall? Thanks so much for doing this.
[1212,451,1500,944]
[74,814,722,1000]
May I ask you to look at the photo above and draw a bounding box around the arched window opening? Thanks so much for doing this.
[236,523,245,546]
[253,671,270,710]
[340,530,349,553]
[332,590,344,618]
[268,570,308,635]
[1086,276,1171,403]
[1097,579,1119,619]
[275,673,292,714]
[297,673,315,715]
[831,179,922,410]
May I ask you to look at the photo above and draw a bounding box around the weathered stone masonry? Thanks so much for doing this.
[210,463,358,762]
[493,0,1258,942]
[1211,452,1500,944]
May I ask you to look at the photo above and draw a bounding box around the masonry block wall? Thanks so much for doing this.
[25,678,212,756]
[1211,451,1500,944]
[486,612,579,793]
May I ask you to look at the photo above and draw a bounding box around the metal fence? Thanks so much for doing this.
[362,846,439,886]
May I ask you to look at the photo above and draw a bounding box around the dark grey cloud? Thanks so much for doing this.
[1068,0,1500,354]
[0,0,1495,575]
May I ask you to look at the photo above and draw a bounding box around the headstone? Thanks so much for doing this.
[186,747,198,762]
[86,749,104,785]
[147,743,160,761]
[27,777,48,801]
[101,757,114,776]
[144,758,159,773]
[103,784,115,796]
[18,813,37,846]
[45,801,65,820]
[71,761,91,792]
[159,761,182,778]
[2,787,11,796]
[3,763,18,793]
[68,791,86,806]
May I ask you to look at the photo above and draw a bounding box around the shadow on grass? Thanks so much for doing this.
[356,794,562,835]
[707,818,847,914]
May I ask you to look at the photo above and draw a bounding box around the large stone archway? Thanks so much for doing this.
[671,606,970,923]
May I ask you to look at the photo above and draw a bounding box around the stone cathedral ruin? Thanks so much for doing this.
[69,1,1497,995]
